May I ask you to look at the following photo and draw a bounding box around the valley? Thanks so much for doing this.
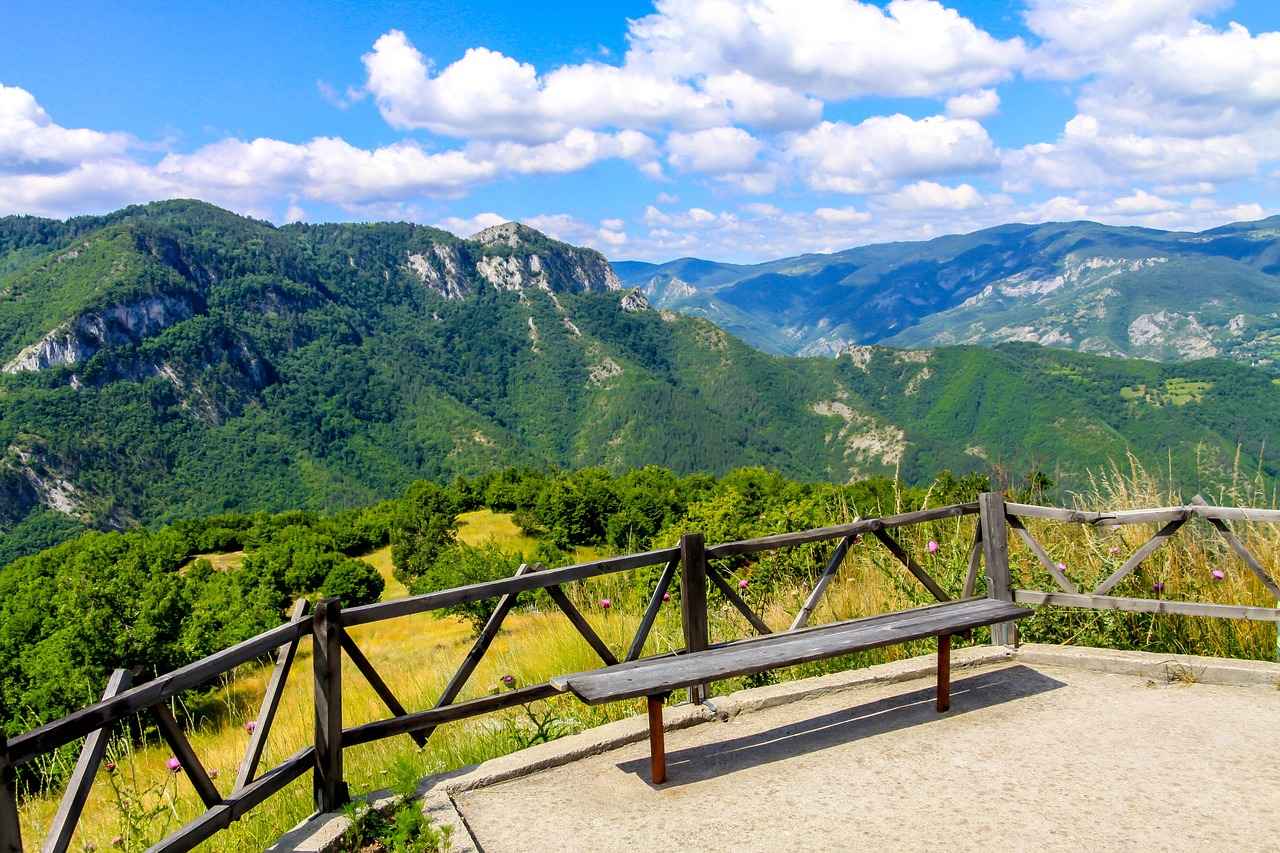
[2,201,1279,565]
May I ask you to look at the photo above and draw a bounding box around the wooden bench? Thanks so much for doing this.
[552,597,1030,783]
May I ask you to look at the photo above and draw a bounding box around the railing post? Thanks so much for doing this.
[313,597,348,813]
[978,492,1015,646]
[679,532,710,703]
[0,735,20,853]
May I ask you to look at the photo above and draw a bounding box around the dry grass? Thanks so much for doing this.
[16,489,1279,850]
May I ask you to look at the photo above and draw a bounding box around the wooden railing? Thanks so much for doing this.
[1,493,1275,852]
[999,494,1280,624]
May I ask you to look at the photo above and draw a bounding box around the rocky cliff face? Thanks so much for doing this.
[470,223,622,295]
[3,293,198,374]
[402,222,620,300]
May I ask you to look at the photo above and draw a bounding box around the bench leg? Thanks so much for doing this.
[937,633,951,712]
[647,695,667,784]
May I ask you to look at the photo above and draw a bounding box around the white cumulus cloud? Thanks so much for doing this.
[787,115,997,194]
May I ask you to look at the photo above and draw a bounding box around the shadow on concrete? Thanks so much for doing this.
[616,665,1066,788]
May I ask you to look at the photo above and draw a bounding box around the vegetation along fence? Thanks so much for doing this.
[2,492,1277,852]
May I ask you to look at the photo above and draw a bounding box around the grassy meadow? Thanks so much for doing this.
[16,466,1280,851]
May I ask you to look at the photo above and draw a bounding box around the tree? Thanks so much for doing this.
[391,481,461,585]
[320,558,386,607]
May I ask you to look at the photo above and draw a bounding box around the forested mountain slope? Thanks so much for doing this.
[615,217,1280,367]
[2,201,1277,564]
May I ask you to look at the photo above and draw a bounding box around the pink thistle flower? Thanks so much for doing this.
[1152,581,1165,594]
[104,761,116,773]
[1211,569,1225,581]
[927,540,939,554]
[662,591,671,602]
[500,674,516,687]
[599,598,612,610]
[1056,562,1067,572]
[244,720,256,734]
[1108,546,1121,556]
[166,757,182,774]
[738,579,749,590]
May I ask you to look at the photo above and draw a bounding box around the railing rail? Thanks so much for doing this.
[3,492,1276,851]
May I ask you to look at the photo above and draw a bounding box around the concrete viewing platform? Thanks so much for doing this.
[282,644,1280,852]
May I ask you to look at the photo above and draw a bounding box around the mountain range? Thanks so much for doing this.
[1,200,1277,564]
[614,218,1280,368]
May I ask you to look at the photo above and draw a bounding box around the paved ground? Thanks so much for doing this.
[455,661,1280,852]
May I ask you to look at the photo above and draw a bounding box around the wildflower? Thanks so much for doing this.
[599,598,612,610]
[104,761,116,773]
[738,579,749,590]
[1108,546,1121,556]
[209,768,219,780]
[500,674,516,688]
[244,720,256,734]
[1056,562,1067,572]
[1212,569,1225,581]
[927,540,939,554]
[112,837,124,848]
[662,591,671,602]
[166,757,182,774]
[1152,581,1165,594]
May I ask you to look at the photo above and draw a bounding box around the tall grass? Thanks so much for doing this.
[16,472,1279,851]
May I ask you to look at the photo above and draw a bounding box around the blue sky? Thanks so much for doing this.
[4,0,1280,261]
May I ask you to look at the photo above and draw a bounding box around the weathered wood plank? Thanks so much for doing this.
[145,747,313,853]
[342,683,561,747]
[1006,515,1078,593]
[339,630,426,747]
[1193,505,1280,523]
[1004,503,1191,527]
[595,597,990,682]
[554,599,1029,705]
[962,524,983,599]
[151,704,222,808]
[312,598,346,813]
[1013,590,1280,622]
[679,533,710,704]
[626,559,678,662]
[871,528,950,602]
[0,739,22,853]
[44,668,134,853]
[979,492,1014,646]
[1092,517,1188,595]
[9,617,311,765]
[545,584,621,666]
[234,599,308,793]
[705,503,978,559]
[340,547,680,627]
[707,564,772,635]
[791,535,854,631]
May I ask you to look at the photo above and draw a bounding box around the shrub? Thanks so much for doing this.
[320,557,386,608]
[407,543,523,632]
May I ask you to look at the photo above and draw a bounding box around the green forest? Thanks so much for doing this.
[0,464,999,742]
[2,201,1278,567]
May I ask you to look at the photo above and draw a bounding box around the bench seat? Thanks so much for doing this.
[553,597,1028,704]
[551,597,1030,783]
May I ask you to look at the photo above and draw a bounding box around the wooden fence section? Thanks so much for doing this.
[2,493,1276,852]
[1002,495,1280,625]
